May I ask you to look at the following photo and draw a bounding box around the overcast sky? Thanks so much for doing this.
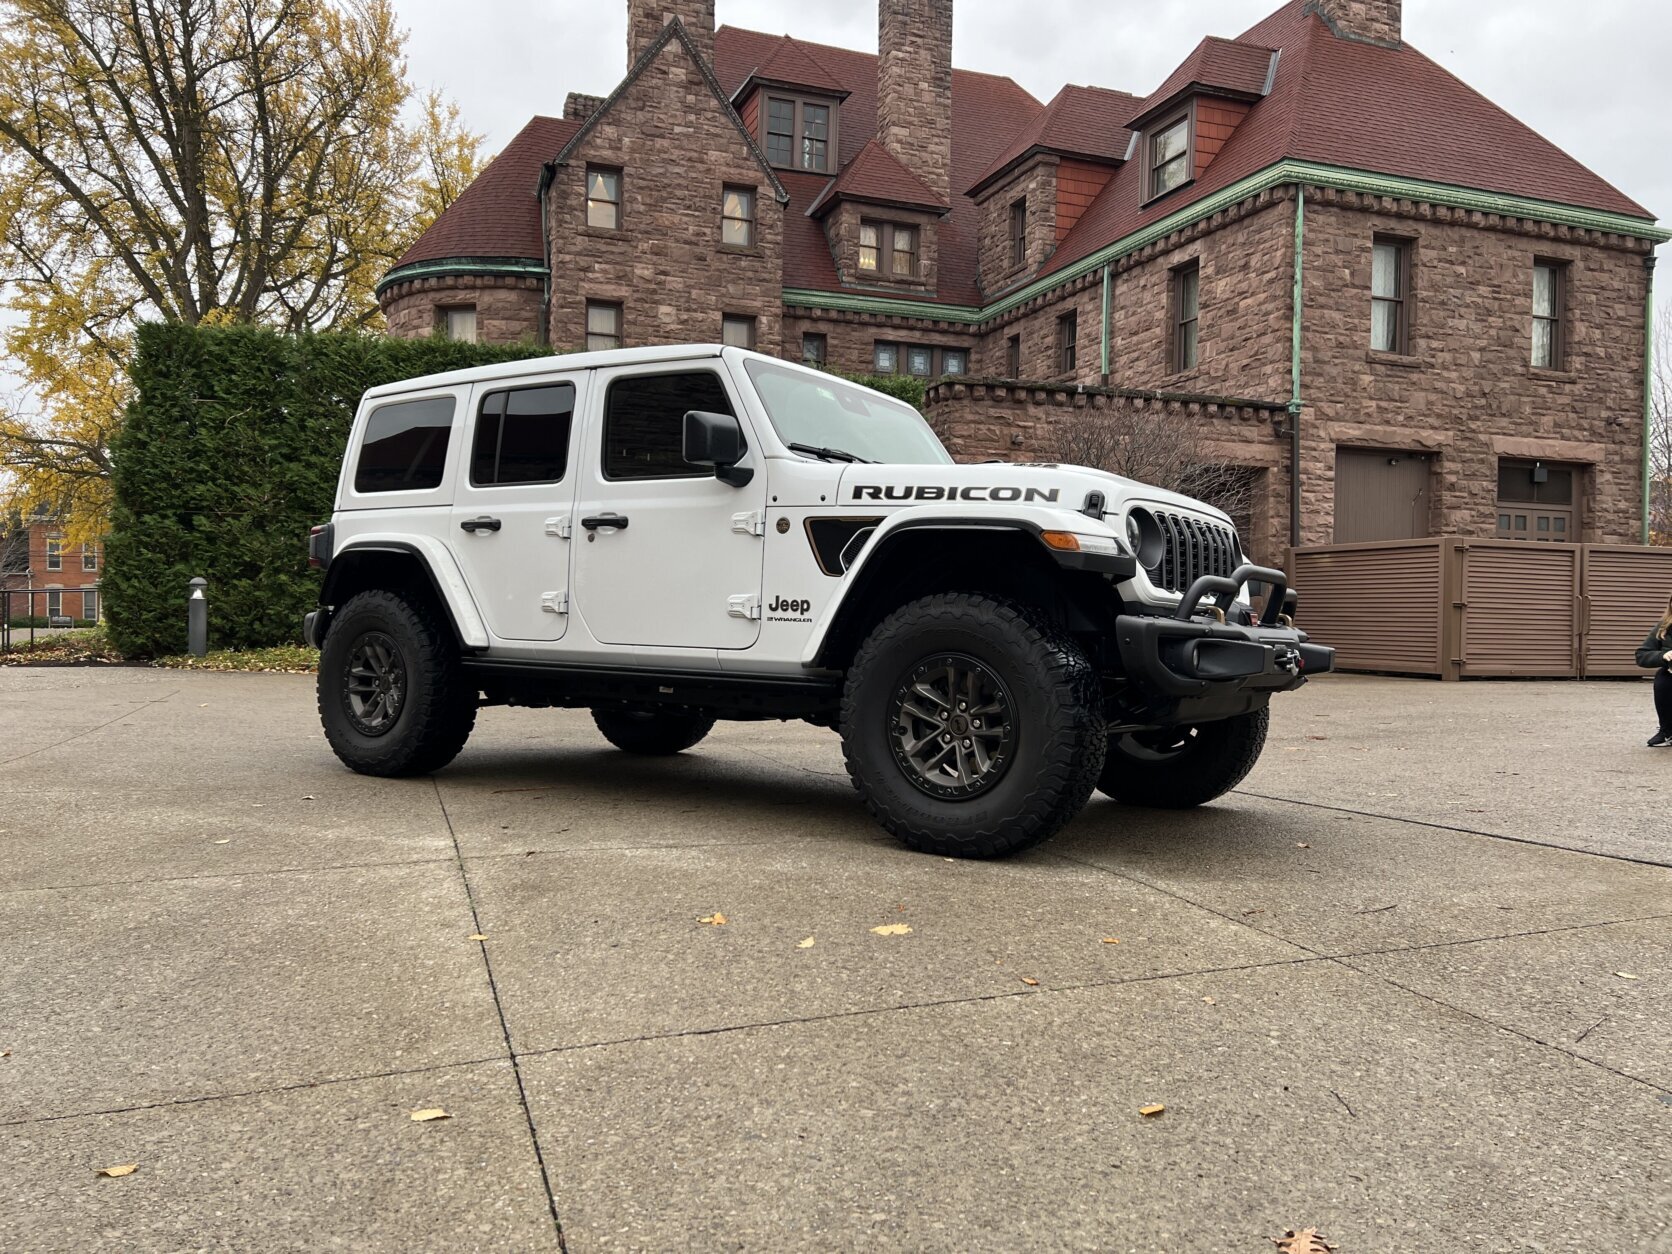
[396,0,1671,233]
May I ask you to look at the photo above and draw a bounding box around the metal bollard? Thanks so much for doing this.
[187,576,208,657]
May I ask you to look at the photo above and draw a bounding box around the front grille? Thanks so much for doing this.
[1151,510,1240,595]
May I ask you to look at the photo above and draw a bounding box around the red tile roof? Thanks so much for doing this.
[1044,0,1651,283]
[968,85,1139,198]
[713,26,1042,306]
[394,115,579,267]
[807,138,948,216]
[731,34,848,99]
[1127,36,1276,127]
[388,1,1653,309]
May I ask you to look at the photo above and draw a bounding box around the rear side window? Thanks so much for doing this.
[471,383,575,486]
[354,397,455,494]
[603,371,734,480]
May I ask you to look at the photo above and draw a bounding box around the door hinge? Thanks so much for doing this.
[727,593,761,620]
[545,516,572,539]
[731,510,766,537]
[541,591,568,615]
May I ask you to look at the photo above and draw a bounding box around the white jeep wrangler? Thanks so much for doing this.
[305,344,1332,858]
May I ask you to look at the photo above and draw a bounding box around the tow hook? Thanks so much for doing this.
[1275,646,1300,674]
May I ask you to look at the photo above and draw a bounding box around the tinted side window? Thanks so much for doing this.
[471,383,575,486]
[603,371,734,480]
[354,397,455,494]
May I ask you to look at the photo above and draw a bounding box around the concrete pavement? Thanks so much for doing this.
[1,668,1669,1251]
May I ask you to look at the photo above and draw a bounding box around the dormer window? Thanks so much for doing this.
[1148,112,1191,199]
[858,220,917,280]
[764,94,836,174]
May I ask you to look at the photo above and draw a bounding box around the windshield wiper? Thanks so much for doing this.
[787,441,874,464]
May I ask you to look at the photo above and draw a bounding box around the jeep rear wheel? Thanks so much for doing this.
[318,590,477,777]
[592,706,716,755]
[1096,707,1269,809]
[841,594,1105,858]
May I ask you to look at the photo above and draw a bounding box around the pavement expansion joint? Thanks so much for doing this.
[433,778,569,1250]
[1327,910,1672,960]
[508,952,1335,1061]
[1236,788,1672,871]
[0,1054,508,1130]
[0,686,181,767]
[1052,849,1672,1098]
[0,853,461,897]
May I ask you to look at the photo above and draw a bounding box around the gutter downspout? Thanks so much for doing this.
[1287,185,1304,550]
[537,165,555,347]
[1644,252,1657,545]
[1100,262,1113,382]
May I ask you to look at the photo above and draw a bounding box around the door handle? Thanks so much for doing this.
[580,514,630,531]
[460,516,502,533]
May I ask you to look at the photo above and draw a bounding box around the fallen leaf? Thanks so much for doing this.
[467,934,488,942]
[1616,972,1640,980]
[1270,1228,1337,1254]
[870,923,912,936]
[96,1164,139,1177]
[301,795,315,802]
[212,839,230,845]
[698,913,728,926]
[1020,977,1040,986]
[1101,937,1120,944]
[797,936,815,949]
[1242,909,1265,917]
[409,1108,451,1122]
[1306,735,1329,741]
[1202,996,1217,1005]
[198,703,209,707]
[1295,842,1310,848]
[1138,1103,1165,1117]
[1,1050,10,1057]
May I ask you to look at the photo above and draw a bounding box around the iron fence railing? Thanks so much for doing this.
[1,586,101,652]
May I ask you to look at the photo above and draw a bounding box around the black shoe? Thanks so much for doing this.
[1650,729,1671,748]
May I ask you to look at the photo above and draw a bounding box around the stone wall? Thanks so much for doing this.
[1305,0,1401,45]
[1298,191,1653,544]
[825,201,941,294]
[381,275,545,343]
[546,34,783,355]
[782,310,978,377]
[628,0,714,68]
[977,189,1297,395]
[973,158,1058,298]
[923,379,1290,563]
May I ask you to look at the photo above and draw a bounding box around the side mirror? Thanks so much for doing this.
[683,410,753,487]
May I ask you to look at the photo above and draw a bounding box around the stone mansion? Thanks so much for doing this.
[379,0,1665,566]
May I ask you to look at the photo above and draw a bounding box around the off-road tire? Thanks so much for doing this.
[318,589,477,777]
[592,706,716,755]
[841,593,1105,858]
[1096,707,1269,808]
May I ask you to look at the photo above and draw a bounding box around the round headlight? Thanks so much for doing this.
[1126,508,1164,570]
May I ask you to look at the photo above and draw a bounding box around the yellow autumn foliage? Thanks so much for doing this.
[0,0,485,541]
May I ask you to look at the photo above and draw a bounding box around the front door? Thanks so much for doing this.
[571,364,766,651]
[449,375,584,642]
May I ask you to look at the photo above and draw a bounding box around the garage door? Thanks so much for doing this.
[1334,448,1432,543]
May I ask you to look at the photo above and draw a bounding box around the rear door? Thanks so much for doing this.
[449,373,586,643]
[570,362,766,651]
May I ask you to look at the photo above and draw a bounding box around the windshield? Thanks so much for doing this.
[743,359,952,465]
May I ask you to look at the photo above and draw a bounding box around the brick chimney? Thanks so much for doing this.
[628,1,715,70]
[876,0,953,205]
[1305,0,1401,46]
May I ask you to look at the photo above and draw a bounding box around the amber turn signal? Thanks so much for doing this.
[1039,531,1081,552]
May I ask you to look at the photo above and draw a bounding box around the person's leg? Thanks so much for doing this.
[1656,668,1672,734]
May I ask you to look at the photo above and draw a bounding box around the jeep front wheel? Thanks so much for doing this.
[592,706,716,755]
[318,590,477,777]
[1096,707,1269,808]
[841,593,1105,858]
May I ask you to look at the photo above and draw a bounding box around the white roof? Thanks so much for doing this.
[363,343,733,399]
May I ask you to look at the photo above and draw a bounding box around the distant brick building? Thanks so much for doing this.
[379,0,1666,566]
[0,521,102,623]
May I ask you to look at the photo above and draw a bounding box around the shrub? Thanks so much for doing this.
[104,325,548,656]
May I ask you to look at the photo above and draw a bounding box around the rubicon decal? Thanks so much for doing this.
[851,485,1060,503]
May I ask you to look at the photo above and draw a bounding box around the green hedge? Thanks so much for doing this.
[104,325,548,657]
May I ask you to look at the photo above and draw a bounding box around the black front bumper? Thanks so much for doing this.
[1115,560,1334,701]
[1115,613,1333,699]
